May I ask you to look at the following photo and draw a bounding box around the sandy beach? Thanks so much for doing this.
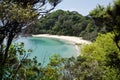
[32,34,91,56]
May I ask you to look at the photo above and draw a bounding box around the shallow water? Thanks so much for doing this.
[16,37,77,65]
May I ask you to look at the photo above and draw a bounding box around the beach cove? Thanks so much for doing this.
[32,34,91,56]
[16,34,91,66]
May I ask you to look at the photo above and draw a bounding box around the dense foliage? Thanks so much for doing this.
[0,0,62,79]
[90,0,120,50]
[70,33,120,80]
[10,33,118,80]
[1,0,120,80]
[24,0,120,79]
[25,10,106,41]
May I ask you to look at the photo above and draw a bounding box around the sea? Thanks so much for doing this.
[15,37,78,66]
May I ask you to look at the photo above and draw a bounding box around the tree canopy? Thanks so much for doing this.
[25,10,107,41]
[90,0,120,50]
[0,0,62,79]
[1,0,120,80]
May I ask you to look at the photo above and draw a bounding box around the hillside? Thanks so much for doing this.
[24,10,107,41]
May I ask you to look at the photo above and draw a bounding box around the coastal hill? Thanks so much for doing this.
[24,10,107,41]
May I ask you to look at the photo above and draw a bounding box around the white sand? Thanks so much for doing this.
[32,34,91,56]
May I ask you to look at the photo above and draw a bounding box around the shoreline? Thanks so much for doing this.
[32,34,91,56]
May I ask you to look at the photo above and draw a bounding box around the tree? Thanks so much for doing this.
[81,33,120,79]
[0,0,62,79]
[90,0,120,50]
[55,33,120,80]
[25,10,106,41]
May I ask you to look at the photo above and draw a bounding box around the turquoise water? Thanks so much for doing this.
[16,37,77,65]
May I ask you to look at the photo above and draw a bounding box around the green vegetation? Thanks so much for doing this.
[25,0,120,79]
[0,0,62,79]
[41,33,120,80]
[25,10,106,41]
[0,0,120,80]
[39,33,120,80]
[90,0,120,50]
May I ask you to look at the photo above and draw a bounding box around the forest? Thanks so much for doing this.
[0,0,120,80]
[24,9,107,41]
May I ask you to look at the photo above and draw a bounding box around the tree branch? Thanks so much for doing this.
[12,53,29,79]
